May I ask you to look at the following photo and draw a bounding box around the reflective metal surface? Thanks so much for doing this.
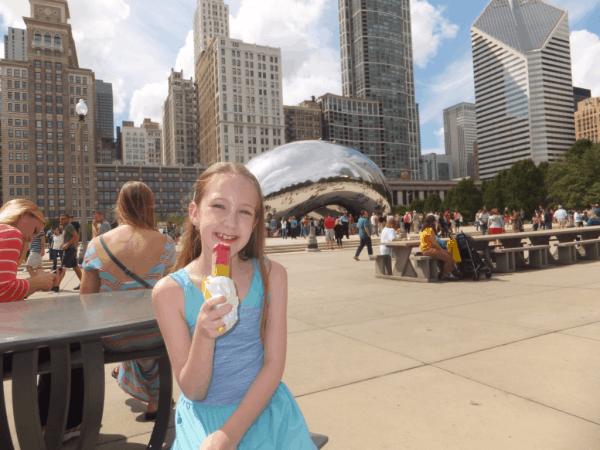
[246,141,392,221]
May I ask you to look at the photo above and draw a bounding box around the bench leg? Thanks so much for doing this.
[45,345,72,450]
[580,243,599,260]
[12,349,46,450]
[0,358,14,450]
[393,247,417,278]
[76,340,105,450]
[146,355,173,450]
[413,258,438,282]
[557,246,576,264]
[515,251,527,268]
[493,253,515,273]
[375,255,392,276]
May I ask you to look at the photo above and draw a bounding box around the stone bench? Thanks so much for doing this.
[490,245,551,273]
[577,238,600,261]
[555,241,580,265]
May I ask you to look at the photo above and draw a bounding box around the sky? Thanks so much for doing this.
[1,0,599,155]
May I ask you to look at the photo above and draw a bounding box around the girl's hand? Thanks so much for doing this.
[196,296,234,340]
[199,430,236,450]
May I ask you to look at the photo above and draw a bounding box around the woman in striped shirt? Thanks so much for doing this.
[0,199,56,302]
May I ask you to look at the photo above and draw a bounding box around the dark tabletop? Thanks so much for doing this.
[0,290,157,353]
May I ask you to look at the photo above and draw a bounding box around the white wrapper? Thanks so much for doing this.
[203,276,239,331]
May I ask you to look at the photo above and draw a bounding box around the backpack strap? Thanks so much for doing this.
[99,235,152,289]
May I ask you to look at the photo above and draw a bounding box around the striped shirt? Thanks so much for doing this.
[0,224,29,303]
[29,230,45,253]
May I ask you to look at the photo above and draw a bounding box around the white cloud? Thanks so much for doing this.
[571,30,600,97]
[230,0,338,105]
[422,127,445,155]
[419,54,475,126]
[410,0,459,69]
[129,81,167,127]
[174,30,194,81]
[0,1,26,28]
[112,78,127,115]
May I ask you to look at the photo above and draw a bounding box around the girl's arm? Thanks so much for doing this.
[428,229,443,251]
[152,277,219,402]
[220,261,288,446]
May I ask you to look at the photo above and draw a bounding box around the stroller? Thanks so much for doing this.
[453,232,492,281]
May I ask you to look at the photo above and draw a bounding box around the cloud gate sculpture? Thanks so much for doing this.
[245,141,392,222]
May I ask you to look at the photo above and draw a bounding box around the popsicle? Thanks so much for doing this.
[202,243,236,332]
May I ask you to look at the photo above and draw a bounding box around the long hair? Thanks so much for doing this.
[0,199,45,264]
[173,163,270,344]
[422,215,437,232]
[114,181,157,230]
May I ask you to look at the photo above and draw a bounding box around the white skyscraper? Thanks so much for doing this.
[3,28,28,62]
[471,0,576,180]
[196,37,285,167]
[193,0,230,66]
[121,119,162,166]
[444,102,477,179]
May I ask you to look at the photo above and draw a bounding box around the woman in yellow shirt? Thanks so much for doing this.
[420,215,456,278]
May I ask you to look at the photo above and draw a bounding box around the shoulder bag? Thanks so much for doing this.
[99,235,153,289]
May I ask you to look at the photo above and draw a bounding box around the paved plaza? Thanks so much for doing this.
[5,231,600,449]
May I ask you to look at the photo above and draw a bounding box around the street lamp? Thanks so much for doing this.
[76,99,88,263]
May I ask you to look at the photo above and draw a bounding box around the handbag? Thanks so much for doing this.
[99,235,153,289]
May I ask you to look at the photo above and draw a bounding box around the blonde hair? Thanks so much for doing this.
[173,163,270,344]
[0,199,45,264]
[114,181,157,230]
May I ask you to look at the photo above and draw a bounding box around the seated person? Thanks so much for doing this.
[420,215,456,279]
[380,219,401,258]
[587,211,600,227]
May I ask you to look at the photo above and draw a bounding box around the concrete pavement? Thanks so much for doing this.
[4,232,600,449]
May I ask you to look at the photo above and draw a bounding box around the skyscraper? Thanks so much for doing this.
[196,36,285,167]
[4,28,28,62]
[572,86,591,113]
[444,102,477,179]
[472,0,576,180]
[121,119,162,166]
[95,79,114,139]
[193,0,230,67]
[420,153,452,181]
[338,0,421,179]
[0,0,98,220]
[162,69,198,166]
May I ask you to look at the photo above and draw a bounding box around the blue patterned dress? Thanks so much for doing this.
[168,260,317,449]
[82,235,176,403]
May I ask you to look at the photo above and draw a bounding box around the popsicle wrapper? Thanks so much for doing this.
[202,276,239,332]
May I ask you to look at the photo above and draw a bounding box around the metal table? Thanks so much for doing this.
[0,290,172,450]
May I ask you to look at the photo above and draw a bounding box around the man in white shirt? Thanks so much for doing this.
[371,213,379,236]
[574,210,583,227]
[554,205,567,229]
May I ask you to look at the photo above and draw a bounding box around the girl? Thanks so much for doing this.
[420,215,456,279]
[290,216,298,239]
[52,226,64,273]
[152,163,317,450]
[333,218,344,249]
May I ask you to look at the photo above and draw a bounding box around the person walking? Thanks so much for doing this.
[480,209,489,235]
[554,205,567,229]
[46,227,54,262]
[51,227,64,273]
[454,211,462,233]
[353,210,373,261]
[544,209,554,230]
[349,213,355,235]
[371,212,379,237]
[290,216,298,239]
[412,211,421,233]
[270,217,278,238]
[81,181,176,420]
[404,211,412,235]
[281,217,288,239]
[55,214,83,291]
[511,210,520,233]
[302,216,310,239]
[574,210,583,227]
[324,214,336,250]
[488,208,504,244]
[25,228,46,277]
[340,213,350,239]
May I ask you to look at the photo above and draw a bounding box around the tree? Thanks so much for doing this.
[481,171,505,212]
[443,178,482,223]
[502,159,545,218]
[548,140,600,209]
[408,199,426,213]
[423,193,442,213]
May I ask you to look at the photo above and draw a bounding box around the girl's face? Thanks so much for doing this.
[191,172,259,258]
[16,214,44,242]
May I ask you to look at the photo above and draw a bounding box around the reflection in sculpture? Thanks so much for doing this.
[246,141,392,221]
